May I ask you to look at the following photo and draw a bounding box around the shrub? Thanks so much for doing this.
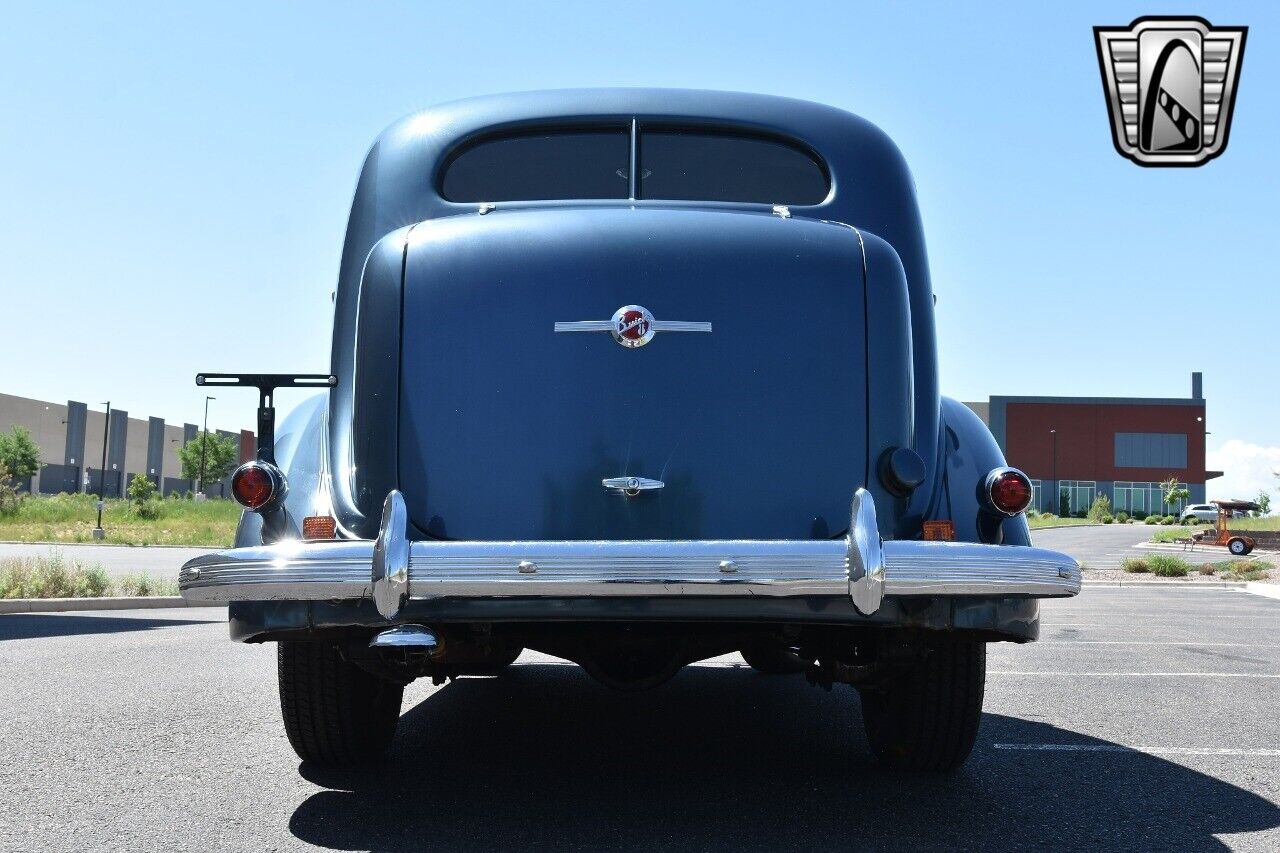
[1198,563,1216,575]
[1102,515,1114,524]
[1122,558,1151,573]
[0,463,20,517]
[1088,493,1113,522]
[1115,512,1130,524]
[1149,555,1190,577]
[127,475,163,520]
[1162,515,1177,525]
[1144,516,1160,525]
[1039,512,1057,521]
[0,553,109,598]
[112,572,178,597]
[1215,559,1273,582]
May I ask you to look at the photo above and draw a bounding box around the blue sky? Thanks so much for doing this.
[1,1,1276,498]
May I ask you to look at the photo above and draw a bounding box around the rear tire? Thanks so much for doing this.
[1228,537,1250,556]
[859,640,985,772]
[740,644,806,674]
[278,641,404,766]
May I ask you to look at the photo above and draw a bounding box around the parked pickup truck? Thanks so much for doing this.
[181,89,1079,772]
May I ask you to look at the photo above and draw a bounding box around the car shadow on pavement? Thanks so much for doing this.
[0,613,220,641]
[291,662,1278,852]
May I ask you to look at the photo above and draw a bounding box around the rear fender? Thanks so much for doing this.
[936,396,1032,546]
[235,393,330,547]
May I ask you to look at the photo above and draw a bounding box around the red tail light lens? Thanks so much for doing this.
[986,468,1033,516]
[231,462,284,510]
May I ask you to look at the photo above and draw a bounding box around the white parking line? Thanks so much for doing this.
[994,744,1280,757]
[1035,641,1272,647]
[991,671,1280,678]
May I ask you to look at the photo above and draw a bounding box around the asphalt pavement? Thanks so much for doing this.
[1,588,1277,851]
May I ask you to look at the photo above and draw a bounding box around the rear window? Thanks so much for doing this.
[637,129,828,204]
[439,124,830,205]
[441,128,630,202]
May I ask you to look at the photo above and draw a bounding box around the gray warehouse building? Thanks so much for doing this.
[0,392,254,498]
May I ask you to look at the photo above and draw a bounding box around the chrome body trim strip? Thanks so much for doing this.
[180,487,1081,610]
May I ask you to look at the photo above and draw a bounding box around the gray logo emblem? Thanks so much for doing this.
[1094,16,1247,166]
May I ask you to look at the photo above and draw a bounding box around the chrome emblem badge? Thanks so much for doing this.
[1094,17,1247,167]
[554,305,712,348]
[611,305,655,348]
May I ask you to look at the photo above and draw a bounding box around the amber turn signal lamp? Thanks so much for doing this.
[922,520,955,541]
[230,461,287,511]
[984,467,1033,516]
[302,515,337,540]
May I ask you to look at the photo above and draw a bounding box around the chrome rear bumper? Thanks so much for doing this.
[180,489,1080,619]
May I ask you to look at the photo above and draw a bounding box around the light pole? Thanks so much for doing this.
[1049,428,1057,515]
[93,402,110,539]
[198,396,215,497]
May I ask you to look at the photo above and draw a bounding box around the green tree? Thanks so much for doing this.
[127,473,162,518]
[0,426,40,483]
[1088,492,1113,522]
[1255,490,1271,517]
[1161,476,1190,518]
[178,432,238,493]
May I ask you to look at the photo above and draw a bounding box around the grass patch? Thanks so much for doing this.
[1151,526,1194,543]
[1121,555,1191,577]
[0,493,240,546]
[1221,516,1280,531]
[1148,555,1190,577]
[0,554,178,598]
[1212,559,1273,582]
[1027,515,1097,529]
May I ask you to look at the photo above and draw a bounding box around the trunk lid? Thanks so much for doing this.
[398,207,867,540]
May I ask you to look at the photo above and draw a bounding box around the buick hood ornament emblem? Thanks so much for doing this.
[611,305,655,348]
[554,305,711,348]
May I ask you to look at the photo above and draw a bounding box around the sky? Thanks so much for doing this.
[1,1,1276,500]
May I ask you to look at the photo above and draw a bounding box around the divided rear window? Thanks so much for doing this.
[440,125,829,205]
[440,128,631,202]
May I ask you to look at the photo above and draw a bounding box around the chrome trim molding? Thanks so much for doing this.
[180,484,1082,612]
[554,304,711,349]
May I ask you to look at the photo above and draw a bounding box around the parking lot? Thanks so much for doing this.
[0,585,1276,851]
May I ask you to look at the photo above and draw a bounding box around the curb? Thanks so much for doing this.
[1028,523,1106,531]
[0,597,222,614]
[1244,582,1280,600]
[1083,581,1245,589]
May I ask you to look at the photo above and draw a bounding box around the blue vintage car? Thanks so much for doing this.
[182,89,1079,771]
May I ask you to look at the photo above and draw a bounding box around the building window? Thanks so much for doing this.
[1115,433,1188,468]
[1058,480,1097,516]
[1114,481,1187,519]
[1029,479,1043,513]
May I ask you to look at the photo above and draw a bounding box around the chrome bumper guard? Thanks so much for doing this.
[180,489,1080,619]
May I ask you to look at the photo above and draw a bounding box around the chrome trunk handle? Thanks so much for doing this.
[602,476,665,496]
